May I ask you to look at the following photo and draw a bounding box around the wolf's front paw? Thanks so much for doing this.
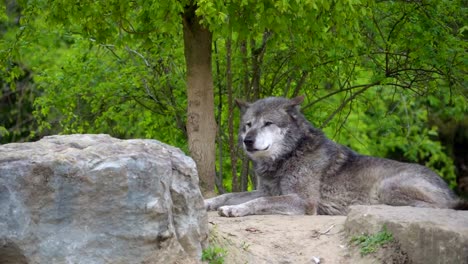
[218,205,249,217]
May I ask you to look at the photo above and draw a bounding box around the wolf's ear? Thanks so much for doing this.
[285,95,304,110]
[286,96,304,119]
[235,99,250,113]
[290,95,304,106]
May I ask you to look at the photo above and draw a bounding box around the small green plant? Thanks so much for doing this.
[202,246,227,264]
[241,241,250,251]
[350,225,394,256]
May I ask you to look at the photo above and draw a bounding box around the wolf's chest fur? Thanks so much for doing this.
[253,138,332,196]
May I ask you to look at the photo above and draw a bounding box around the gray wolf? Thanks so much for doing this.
[205,96,463,217]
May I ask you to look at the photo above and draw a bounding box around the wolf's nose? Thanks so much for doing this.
[243,136,255,148]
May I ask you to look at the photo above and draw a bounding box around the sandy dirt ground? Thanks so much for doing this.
[207,211,368,264]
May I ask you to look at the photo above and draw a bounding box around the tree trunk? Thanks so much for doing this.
[182,4,216,196]
[226,27,240,192]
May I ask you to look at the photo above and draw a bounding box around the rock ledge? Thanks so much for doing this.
[345,205,468,264]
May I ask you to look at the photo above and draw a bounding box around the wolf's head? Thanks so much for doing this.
[236,96,307,161]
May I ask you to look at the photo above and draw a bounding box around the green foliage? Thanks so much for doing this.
[0,126,8,137]
[1,1,189,149]
[31,33,188,149]
[201,246,227,264]
[296,0,466,188]
[0,2,41,143]
[0,0,466,192]
[350,225,394,256]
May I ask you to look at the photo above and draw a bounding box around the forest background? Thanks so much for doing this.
[1,0,467,197]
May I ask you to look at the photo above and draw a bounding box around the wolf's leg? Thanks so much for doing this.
[204,190,266,211]
[376,177,455,208]
[218,194,316,217]
[377,186,438,208]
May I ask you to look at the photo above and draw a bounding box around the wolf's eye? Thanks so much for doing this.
[245,122,252,128]
[264,121,273,127]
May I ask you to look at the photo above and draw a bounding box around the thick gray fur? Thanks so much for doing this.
[205,96,459,217]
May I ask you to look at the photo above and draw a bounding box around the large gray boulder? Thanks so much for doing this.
[345,205,468,264]
[0,134,208,264]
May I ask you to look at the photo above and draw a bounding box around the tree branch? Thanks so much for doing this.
[303,82,380,110]
[319,82,380,128]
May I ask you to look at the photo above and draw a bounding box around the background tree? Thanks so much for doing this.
[182,3,216,194]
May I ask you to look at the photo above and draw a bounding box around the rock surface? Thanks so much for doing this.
[0,134,208,264]
[345,205,468,264]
